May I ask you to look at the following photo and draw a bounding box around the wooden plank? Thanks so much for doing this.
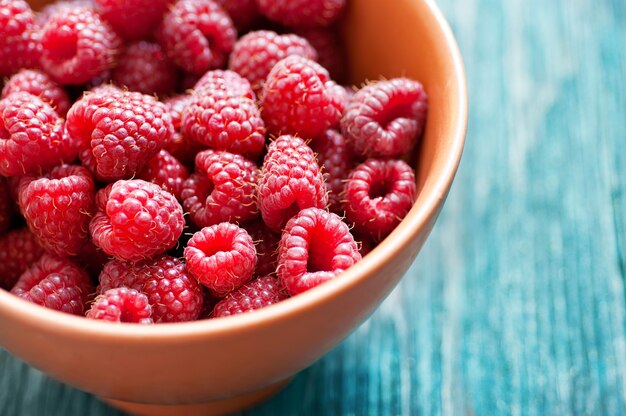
[2,0,626,414]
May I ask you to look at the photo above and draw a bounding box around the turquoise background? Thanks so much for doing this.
[3,0,626,414]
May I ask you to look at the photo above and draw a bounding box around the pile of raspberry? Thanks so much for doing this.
[0,0,428,323]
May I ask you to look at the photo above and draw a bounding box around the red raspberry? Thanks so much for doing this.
[244,220,279,277]
[344,159,417,242]
[163,94,205,167]
[0,0,41,77]
[112,42,178,96]
[2,69,71,117]
[19,165,96,257]
[255,0,345,29]
[262,56,343,138]
[138,150,190,201]
[90,179,184,261]
[0,178,15,235]
[74,239,110,279]
[182,92,265,158]
[98,255,203,323]
[11,254,94,315]
[181,149,259,227]
[311,129,354,213]
[277,207,361,295]
[228,30,316,93]
[66,89,173,181]
[0,228,44,290]
[94,0,170,41]
[341,78,428,158]
[184,223,256,297]
[37,0,95,26]
[0,92,74,177]
[40,7,121,85]
[213,275,287,318]
[193,70,254,99]
[258,135,327,232]
[158,0,237,75]
[86,288,153,324]
[213,0,258,31]
[296,29,346,82]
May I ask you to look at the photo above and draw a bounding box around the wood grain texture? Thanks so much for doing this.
[2,0,626,414]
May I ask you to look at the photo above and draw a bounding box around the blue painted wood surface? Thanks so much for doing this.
[3,0,626,414]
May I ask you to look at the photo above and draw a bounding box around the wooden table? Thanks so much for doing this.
[3,0,626,414]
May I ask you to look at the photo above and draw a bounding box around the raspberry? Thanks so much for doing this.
[138,150,190,201]
[258,135,327,232]
[262,56,343,138]
[184,223,256,297]
[0,92,74,177]
[37,0,95,26]
[341,78,428,158]
[344,159,417,242]
[90,179,184,261]
[0,0,41,77]
[244,220,279,277]
[214,0,259,31]
[212,275,287,318]
[112,41,178,96]
[98,255,203,323]
[94,0,170,41]
[86,288,153,324]
[0,178,15,235]
[11,254,94,315]
[311,129,354,213]
[40,7,121,85]
[256,0,345,29]
[198,287,218,319]
[19,165,96,257]
[193,70,254,99]
[277,208,360,295]
[66,89,173,181]
[158,0,237,75]
[228,31,316,93]
[0,229,44,290]
[74,239,110,279]
[182,92,265,158]
[2,69,71,117]
[181,149,259,227]
[296,29,346,82]
[163,94,205,167]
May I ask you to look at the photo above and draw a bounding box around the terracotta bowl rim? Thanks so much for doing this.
[0,0,468,342]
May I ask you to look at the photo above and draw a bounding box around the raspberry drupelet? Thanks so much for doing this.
[0,0,41,77]
[182,91,266,159]
[344,159,417,242]
[0,92,74,177]
[184,223,257,297]
[19,165,96,257]
[212,276,287,318]
[11,255,95,315]
[0,229,44,290]
[66,89,173,181]
[181,150,259,227]
[94,0,170,41]
[86,288,153,324]
[341,78,428,158]
[158,0,237,75]
[228,30,317,93]
[277,208,361,295]
[261,56,343,138]
[40,7,122,85]
[138,150,190,201]
[258,135,327,232]
[90,179,185,262]
[2,69,71,117]
[98,255,203,323]
[112,41,178,96]
[256,0,346,29]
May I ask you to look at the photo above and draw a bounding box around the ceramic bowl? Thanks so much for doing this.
[0,0,467,414]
